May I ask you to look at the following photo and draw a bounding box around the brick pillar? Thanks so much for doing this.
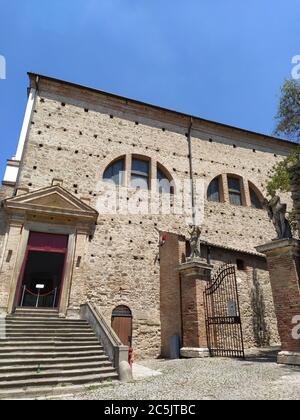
[257,239,300,366]
[178,259,213,358]
[160,232,186,358]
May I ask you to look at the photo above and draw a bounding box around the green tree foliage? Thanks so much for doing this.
[274,79,300,142]
[266,79,300,229]
[266,147,300,196]
[266,79,300,197]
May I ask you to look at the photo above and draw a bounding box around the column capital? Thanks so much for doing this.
[256,238,300,257]
[178,258,213,280]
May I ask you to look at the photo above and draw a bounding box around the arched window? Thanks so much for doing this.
[111,305,133,346]
[207,176,221,202]
[157,165,173,194]
[103,155,173,193]
[249,182,263,209]
[103,157,125,186]
[227,175,243,206]
[131,158,150,190]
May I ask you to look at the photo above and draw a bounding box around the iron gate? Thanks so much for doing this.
[204,263,245,359]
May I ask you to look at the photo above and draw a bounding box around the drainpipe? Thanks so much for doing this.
[13,76,39,195]
[187,117,196,226]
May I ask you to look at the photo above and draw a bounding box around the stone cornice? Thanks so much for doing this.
[3,185,98,226]
[256,238,300,256]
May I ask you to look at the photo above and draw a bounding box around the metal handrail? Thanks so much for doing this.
[20,286,58,308]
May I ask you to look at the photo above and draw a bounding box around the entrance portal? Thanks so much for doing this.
[16,232,68,309]
[19,251,66,308]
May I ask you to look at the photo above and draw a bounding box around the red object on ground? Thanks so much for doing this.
[128,347,133,369]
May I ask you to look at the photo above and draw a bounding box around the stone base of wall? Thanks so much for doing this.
[180,347,210,358]
[278,351,300,366]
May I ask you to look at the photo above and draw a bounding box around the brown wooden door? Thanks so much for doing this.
[112,316,132,346]
[112,306,132,346]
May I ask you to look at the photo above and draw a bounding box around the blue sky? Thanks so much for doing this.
[0,0,299,179]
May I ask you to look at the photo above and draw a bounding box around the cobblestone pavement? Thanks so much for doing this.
[63,349,300,400]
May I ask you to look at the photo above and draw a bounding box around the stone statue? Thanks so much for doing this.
[188,225,202,259]
[263,193,293,240]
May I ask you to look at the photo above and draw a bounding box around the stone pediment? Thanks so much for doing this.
[3,185,98,223]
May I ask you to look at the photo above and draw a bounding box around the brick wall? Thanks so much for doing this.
[266,246,300,353]
[160,232,186,357]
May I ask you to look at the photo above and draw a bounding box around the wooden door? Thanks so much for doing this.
[111,306,132,346]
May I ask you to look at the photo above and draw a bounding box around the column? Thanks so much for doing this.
[178,259,213,358]
[257,239,300,366]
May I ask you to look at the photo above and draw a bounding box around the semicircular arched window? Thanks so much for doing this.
[157,164,173,194]
[103,155,174,194]
[103,157,125,186]
[227,175,243,206]
[207,176,222,202]
[249,182,264,209]
[131,157,150,190]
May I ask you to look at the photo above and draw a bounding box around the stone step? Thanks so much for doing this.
[14,308,59,314]
[5,326,92,333]
[0,360,112,374]
[4,334,96,341]
[0,371,119,390]
[0,349,105,359]
[7,314,83,320]
[5,319,89,328]
[0,354,109,367]
[0,380,119,400]
[0,366,116,383]
[0,345,103,353]
[7,315,62,320]
[0,340,100,347]
[5,317,89,325]
[7,315,83,320]
[0,311,119,398]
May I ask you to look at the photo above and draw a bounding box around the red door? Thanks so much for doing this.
[15,232,69,309]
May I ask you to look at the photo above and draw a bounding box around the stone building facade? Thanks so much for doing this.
[0,73,296,359]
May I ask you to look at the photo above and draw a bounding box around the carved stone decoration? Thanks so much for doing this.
[188,225,202,260]
[263,193,293,240]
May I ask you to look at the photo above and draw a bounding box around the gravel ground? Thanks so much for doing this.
[63,349,300,400]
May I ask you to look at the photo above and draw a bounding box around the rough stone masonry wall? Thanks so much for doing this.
[11,87,291,357]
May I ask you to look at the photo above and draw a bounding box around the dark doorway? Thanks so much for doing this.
[16,232,69,309]
[111,306,132,346]
[19,251,66,308]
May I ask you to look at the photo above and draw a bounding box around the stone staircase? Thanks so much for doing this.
[0,308,119,399]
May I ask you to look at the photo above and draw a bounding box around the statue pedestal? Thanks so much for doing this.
[178,259,213,358]
[256,238,300,366]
